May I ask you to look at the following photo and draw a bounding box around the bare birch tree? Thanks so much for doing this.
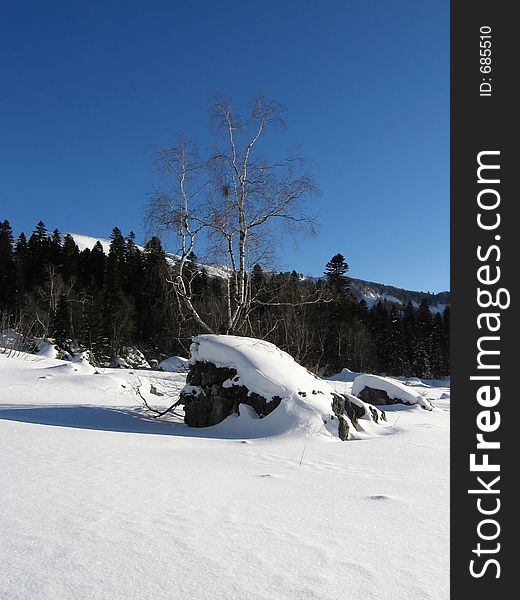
[146,94,322,334]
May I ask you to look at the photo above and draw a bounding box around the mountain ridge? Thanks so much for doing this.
[69,233,450,314]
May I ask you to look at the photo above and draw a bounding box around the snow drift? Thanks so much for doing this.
[157,356,189,372]
[327,367,362,383]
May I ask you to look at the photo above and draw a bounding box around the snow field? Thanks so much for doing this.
[0,352,449,600]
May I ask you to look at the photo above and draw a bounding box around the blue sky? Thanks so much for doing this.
[0,0,449,292]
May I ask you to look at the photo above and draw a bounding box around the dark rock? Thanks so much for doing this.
[331,395,346,420]
[348,400,366,420]
[181,361,281,428]
[331,393,367,438]
[368,405,379,423]
[187,361,237,388]
[337,416,350,441]
[182,390,237,428]
[357,386,411,407]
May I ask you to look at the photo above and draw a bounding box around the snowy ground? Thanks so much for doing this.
[0,352,449,600]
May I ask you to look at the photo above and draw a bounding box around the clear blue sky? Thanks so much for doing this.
[0,0,449,292]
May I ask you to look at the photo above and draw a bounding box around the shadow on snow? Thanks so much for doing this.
[0,404,252,439]
[0,404,229,438]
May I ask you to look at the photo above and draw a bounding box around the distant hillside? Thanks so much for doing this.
[0,223,450,378]
[70,233,450,313]
[348,277,450,314]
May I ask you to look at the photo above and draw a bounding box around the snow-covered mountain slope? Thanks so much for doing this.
[0,351,450,600]
[68,232,230,280]
[348,277,450,313]
[68,233,450,310]
[69,233,114,254]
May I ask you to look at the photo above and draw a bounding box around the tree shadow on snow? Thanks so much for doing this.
[0,404,265,439]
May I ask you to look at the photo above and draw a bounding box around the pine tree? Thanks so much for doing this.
[49,229,62,265]
[104,228,127,315]
[356,298,369,322]
[109,227,126,263]
[51,294,71,349]
[89,242,106,288]
[0,220,15,310]
[324,253,350,294]
[62,234,80,281]
[413,341,432,379]
[430,311,448,377]
[401,301,416,375]
[416,299,433,339]
[106,230,126,295]
[406,300,434,378]
[140,237,170,347]
[104,234,127,357]
[252,263,264,287]
[193,267,209,298]
[78,287,109,361]
[386,305,405,375]
[370,301,390,373]
[27,221,50,287]
[442,306,450,375]
[13,233,29,308]
[126,230,136,249]
[126,242,144,295]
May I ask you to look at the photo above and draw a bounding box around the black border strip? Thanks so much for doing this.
[451,1,516,595]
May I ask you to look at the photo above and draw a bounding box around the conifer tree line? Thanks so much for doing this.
[0,220,450,378]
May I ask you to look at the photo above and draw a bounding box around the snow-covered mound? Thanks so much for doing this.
[185,335,382,439]
[326,367,361,382]
[111,346,150,369]
[157,356,189,372]
[352,374,433,410]
[33,338,73,360]
[70,351,98,373]
[399,376,423,386]
[34,339,59,359]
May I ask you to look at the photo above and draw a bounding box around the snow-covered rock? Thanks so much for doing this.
[34,339,59,359]
[33,338,74,360]
[157,356,190,372]
[402,377,423,386]
[70,351,98,373]
[181,335,383,439]
[352,374,433,410]
[110,347,150,369]
[0,328,25,351]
